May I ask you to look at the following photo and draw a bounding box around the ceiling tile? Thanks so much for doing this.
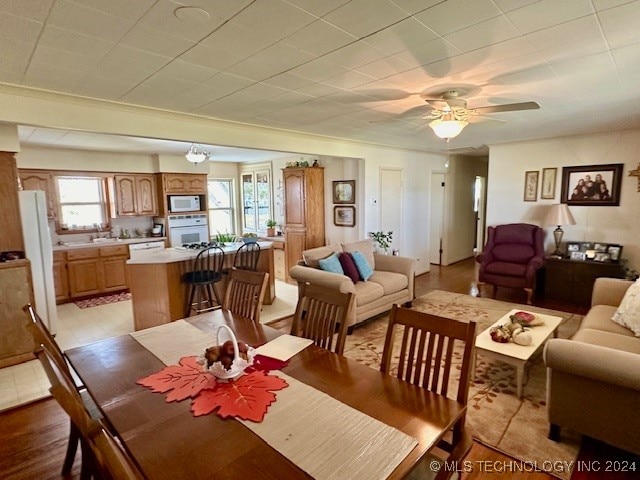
[323,42,390,69]
[75,73,140,99]
[119,84,178,106]
[178,43,245,70]
[230,0,316,42]
[31,45,102,71]
[281,19,357,56]
[160,92,214,111]
[0,12,44,44]
[524,15,602,51]
[551,52,621,93]
[354,55,414,79]
[67,0,155,20]
[506,0,595,35]
[0,68,25,83]
[199,22,277,58]
[419,53,480,78]
[295,82,344,98]
[262,72,315,90]
[0,0,53,21]
[156,60,218,83]
[444,15,521,52]
[255,91,315,111]
[23,61,88,92]
[466,38,536,66]
[598,1,640,48]
[536,35,609,64]
[389,0,445,15]
[290,58,348,82]
[226,43,316,81]
[0,38,35,75]
[395,38,462,67]
[364,17,439,55]
[323,0,408,38]
[413,0,501,36]
[492,0,541,13]
[283,0,351,17]
[99,45,171,74]
[138,0,236,42]
[321,70,377,89]
[592,0,637,9]
[194,72,256,99]
[48,0,134,42]
[141,74,199,92]
[120,24,196,57]
[39,25,115,57]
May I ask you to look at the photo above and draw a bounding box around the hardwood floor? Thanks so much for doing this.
[1,258,636,479]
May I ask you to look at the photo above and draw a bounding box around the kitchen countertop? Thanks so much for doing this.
[53,237,167,251]
[126,241,273,265]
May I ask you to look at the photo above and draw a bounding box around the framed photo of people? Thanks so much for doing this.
[565,241,622,262]
[560,164,623,206]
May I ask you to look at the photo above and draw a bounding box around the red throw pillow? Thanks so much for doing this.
[339,252,360,284]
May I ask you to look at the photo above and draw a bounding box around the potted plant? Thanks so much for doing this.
[242,232,258,244]
[266,219,277,237]
[369,231,393,254]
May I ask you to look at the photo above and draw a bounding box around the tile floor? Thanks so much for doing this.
[0,299,135,412]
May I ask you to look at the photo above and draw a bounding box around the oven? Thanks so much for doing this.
[167,214,209,247]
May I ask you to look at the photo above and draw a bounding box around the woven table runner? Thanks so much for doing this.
[130,321,418,480]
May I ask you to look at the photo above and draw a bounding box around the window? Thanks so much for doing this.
[57,176,108,231]
[240,164,272,234]
[208,178,235,236]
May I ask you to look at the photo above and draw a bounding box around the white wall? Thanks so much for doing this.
[0,123,19,152]
[487,128,640,271]
[18,145,156,172]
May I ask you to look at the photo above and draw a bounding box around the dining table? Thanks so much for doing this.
[65,310,466,479]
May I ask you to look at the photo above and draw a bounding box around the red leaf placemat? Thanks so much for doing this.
[137,355,288,422]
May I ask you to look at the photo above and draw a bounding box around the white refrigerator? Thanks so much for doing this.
[18,190,58,333]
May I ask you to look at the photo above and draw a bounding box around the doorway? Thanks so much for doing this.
[379,168,403,253]
[474,176,487,252]
[429,172,447,265]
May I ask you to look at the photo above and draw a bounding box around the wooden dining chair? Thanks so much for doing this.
[290,283,355,355]
[91,427,145,480]
[222,269,269,323]
[380,305,477,479]
[24,303,100,476]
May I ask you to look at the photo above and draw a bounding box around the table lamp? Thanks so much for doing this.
[544,204,576,258]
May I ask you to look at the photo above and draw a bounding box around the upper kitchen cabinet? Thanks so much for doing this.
[160,173,207,194]
[18,169,56,220]
[114,174,158,217]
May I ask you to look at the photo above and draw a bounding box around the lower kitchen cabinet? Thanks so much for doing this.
[57,245,130,301]
[0,260,35,367]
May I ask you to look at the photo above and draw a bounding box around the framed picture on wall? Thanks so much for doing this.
[560,163,623,206]
[524,171,539,202]
[541,168,557,199]
[332,180,355,204]
[334,206,355,227]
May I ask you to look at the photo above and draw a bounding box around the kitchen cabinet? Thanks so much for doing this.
[114,174,158,216]
[161,173,207,194]
[100,245,129,291]
[0,259,35,368]
[18,169,57,220]
[60,245,130,300]
[283,167,325,279]
[53,251,69,302]
[67,248,101,297]
[542,257,626,307]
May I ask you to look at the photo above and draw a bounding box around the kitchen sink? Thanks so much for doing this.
[92,237,119,243]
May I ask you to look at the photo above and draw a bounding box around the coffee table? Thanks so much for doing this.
[474,309,563,399]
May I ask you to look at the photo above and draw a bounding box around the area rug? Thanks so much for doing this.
[73,292,132,309]
[343,290,582,480]
[260,280,298,325]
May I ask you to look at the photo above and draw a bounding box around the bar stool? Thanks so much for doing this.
[233,242,261,271]
[183,246,225,317]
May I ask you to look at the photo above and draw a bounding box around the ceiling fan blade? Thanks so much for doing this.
[472,101,540,114]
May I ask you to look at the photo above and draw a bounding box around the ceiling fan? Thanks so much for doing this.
[420,90,540,140]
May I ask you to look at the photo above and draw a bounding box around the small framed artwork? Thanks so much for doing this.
[594,252,611,262]
[332,180,355,204]
[580,242,594,253]
[594,242,608,253]
[333,206,355,227]
[566,242,581,254]
[570,251,587,261]
[541,168,557,199]
[524,171,539,202]
[607,245,622,262]
[560,163,623,206]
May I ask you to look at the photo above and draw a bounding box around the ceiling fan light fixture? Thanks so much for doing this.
[429,118,468,140]
[185,143,209,164]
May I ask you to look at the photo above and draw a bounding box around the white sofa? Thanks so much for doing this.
[289,239,416,329]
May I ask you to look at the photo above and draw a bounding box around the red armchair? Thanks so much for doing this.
[476,223,545,304]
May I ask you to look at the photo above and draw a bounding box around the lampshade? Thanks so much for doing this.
[185,143,209,164]
[544,204,576,226]
[429,112,468,140]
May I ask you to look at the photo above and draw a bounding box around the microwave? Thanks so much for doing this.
[169,195,201,213]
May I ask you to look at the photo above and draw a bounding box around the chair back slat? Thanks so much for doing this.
[222,269,268,322]
[193,246,225,277]
[290,283,354,355]
[23,304,72,377]
[233,242,261,271]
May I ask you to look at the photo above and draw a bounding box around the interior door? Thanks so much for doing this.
[379,168,403,253]
[429,173,446,265]
[240,166,272,234]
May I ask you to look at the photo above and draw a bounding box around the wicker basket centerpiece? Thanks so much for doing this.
[197,325,255,382]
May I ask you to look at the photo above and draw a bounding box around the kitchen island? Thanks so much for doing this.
[126,242,275,330]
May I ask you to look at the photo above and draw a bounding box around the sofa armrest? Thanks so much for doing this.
[288,265,356,295]
[373,254,416,276]
[591,277,633,307]
[544,338,640,390]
